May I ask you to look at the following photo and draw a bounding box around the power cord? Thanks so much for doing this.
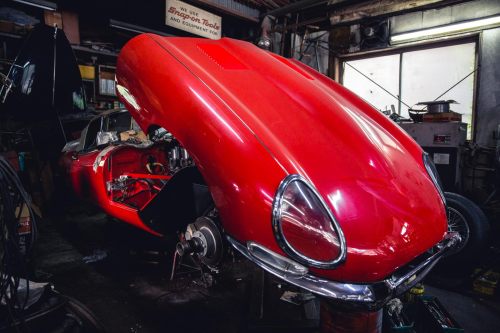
[0,156,38,328]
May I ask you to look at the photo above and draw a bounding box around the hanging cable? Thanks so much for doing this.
[313,42,412,109]
[343,60,412,109]
[0,156,38,328]
[433,68,478,102]
[312,40,479,113]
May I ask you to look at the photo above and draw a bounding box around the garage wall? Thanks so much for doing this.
[475,27,500,146]
[390,0,500,146]
[390,0,500,35]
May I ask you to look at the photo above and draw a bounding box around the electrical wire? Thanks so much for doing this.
[311,40,479,113]
[0,156,37,329]
[312,42,413,109]
[344,61,412,109]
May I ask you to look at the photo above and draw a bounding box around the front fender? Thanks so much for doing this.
[116,34,287,261]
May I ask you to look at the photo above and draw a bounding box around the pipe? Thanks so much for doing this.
[263,0,352,18]
[264,0,327,17]
[261,15,273,40]
[257,15,274,50]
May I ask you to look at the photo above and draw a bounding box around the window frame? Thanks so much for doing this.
[80,116,104,153]
[339,35,479,141]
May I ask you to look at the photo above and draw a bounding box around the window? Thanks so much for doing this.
[342,42,476,139]
[106,111,132,133]
[83,118,102,151]
[342,54,400,114]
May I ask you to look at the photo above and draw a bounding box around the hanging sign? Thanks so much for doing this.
[165,0,221,39]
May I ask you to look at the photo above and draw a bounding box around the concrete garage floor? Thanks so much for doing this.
[33,205,500,333]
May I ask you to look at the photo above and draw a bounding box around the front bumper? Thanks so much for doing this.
[227,232,460,310]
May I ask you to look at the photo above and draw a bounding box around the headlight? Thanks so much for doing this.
[423,153,446,204]
[272,174,347,269]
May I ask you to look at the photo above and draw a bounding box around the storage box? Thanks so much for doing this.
[383,308,415,333]
[423,111,462,122]
[15,203,32,255]
[0,151,19,172]
[44,10,63,28]
[79,65,95,80]
[0,20,15,33]
[62,11,80,44]
[473,270,500,296]
[415,296,463,333]
[15,204,32,235]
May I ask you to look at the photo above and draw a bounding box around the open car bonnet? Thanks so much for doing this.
[116,35,449,284]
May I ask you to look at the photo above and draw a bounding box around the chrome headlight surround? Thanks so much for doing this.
[423,152,446,205]
[272,174,347,269]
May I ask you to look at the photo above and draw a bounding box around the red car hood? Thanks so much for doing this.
[117,35,448,282]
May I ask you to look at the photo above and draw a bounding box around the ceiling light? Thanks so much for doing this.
[109,19,174,37]
[12,0,57,11]
[391,15,500,43]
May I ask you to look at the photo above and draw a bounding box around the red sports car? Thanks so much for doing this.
[60,34,459,309]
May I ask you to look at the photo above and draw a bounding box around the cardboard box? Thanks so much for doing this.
[62,11,80,44]
[44,10,63,28]
[423,112,462,122]
[79,65,95,80]
[15,204,32,236]
[0,20,15,33]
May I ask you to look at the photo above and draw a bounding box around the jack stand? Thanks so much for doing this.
[320,300,382,333]
[170,249,213,287]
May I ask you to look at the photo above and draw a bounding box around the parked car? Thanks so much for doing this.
[89,34,459,308]
[57,33,461,309]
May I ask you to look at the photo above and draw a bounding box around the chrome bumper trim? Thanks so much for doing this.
[226,232,460,310]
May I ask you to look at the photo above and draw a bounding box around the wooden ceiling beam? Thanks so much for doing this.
[329,0,472,25]
[189,0,260,22]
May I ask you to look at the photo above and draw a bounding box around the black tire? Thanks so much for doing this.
[435,192,490,277]
[62,295,107,332]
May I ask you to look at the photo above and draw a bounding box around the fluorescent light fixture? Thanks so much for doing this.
[12,0,57,11]
[109,19,174,37]
[391,15,500,43]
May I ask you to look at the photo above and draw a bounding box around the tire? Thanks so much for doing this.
[62,295,107,332]
[434,192,490,277]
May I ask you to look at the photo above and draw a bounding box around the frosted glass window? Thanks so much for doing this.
[401,43,475,138]
[342,42,476,140]
[343,54,400,114]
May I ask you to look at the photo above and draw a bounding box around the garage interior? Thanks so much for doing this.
[0,0,499,332]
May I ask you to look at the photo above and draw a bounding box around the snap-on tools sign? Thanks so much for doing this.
[165,0,221,39]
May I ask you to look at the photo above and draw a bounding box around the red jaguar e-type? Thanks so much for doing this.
[59,34,459,309]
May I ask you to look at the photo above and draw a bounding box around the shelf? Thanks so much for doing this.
[72,45,118,57]
[0,31,23,39]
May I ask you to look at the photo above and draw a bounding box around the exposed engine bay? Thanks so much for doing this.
[106,131,225,273]
[105,129,194,210]
[61,110,224,273]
